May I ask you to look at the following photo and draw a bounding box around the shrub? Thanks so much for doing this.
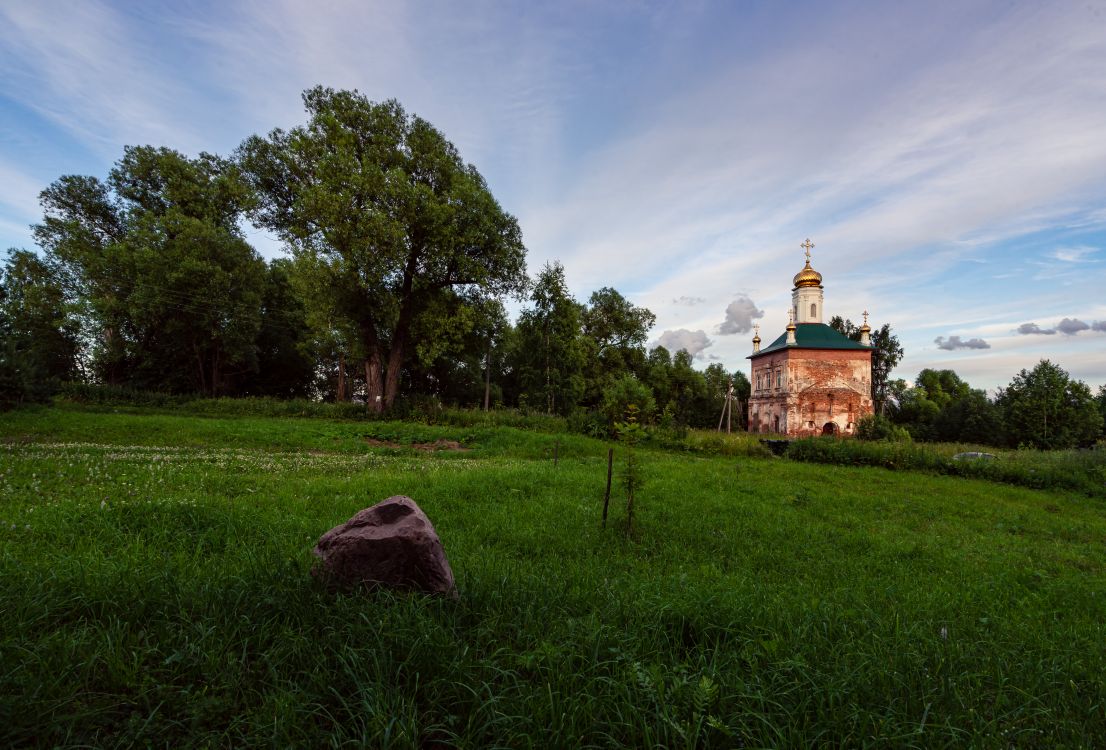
[600,375,656,430]
[856,414,912,442]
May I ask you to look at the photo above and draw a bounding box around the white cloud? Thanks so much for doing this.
[653,329,713,359]
[716,296,764,335]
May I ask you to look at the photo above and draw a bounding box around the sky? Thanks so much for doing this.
[2,0,1105,391]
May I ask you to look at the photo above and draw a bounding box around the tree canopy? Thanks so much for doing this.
[238,87,528,411]
[996,360,1102,449]
[32,146,267,394]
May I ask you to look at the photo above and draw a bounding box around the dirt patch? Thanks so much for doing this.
[364,437,470,452]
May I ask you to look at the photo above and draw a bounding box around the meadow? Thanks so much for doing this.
[1,406,1104,747]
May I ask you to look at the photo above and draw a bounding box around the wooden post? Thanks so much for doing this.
[602,448,613,528]
[727,381,733,434]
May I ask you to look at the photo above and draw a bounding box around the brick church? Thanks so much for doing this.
[747,240,873,436]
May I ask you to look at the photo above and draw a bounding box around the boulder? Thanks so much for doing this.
[312,496,457,597]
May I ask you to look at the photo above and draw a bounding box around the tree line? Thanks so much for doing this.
[0,86,751,429]
[864,361,1105,450]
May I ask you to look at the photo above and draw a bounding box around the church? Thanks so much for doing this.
[747,240,873,436]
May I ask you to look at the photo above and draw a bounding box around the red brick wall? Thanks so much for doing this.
[748,348,872,436]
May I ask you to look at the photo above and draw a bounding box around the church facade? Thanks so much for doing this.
[747,240,873,437]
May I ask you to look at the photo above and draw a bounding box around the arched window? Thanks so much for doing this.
[810,303,817,318]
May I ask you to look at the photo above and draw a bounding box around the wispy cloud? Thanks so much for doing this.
[1049,245,1099,263]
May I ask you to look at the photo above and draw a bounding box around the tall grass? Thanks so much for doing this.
[786,436,1106,497]
[1,408,1105,746]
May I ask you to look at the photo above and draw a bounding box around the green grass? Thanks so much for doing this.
[1,407,1105,747]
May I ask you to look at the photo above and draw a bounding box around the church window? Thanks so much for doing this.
[810,303,816,318]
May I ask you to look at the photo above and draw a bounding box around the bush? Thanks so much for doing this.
[600,375,656,431]
[856,414,912,442]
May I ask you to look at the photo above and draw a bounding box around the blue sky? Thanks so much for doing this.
[2,0,1105,391]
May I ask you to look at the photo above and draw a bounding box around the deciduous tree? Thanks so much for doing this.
[996,360,1102,449]
[239,87,527,412]
[33,147,265,394]
[513,262,585,414]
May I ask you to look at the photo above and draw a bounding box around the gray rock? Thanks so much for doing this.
[312,496,457,597]
[952,451,997,461]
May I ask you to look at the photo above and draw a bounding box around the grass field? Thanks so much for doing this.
[2,406,1104,747]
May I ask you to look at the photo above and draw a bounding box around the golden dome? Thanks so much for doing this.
[793,259,822,288]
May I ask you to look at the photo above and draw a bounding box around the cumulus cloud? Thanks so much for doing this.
[1056,317,1090,335]
[1093,320,1106,332]
[654,329,713,359]
[672,295,706,306]
[715,295,764,335]
[935,335,991,351]
[1017,322,1056,335]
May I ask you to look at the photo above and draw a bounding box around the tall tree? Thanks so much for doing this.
[239,87,527,412]
[580,287,655,403]
[1097,385,1106,440]
[34,147,265,394]
[996,360,1102,449]
[0,250,81,385]
[830,315,903,415]
[244,259,316,398]
[513,262,586,414]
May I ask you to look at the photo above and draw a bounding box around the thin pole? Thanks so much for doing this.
[483,346,491,411]
[726,379,733,434]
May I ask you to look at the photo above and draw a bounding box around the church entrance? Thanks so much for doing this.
[822,422,838,436]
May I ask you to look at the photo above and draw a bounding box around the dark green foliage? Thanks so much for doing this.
[933,387,1004,444]
[0,250,81,386]
[244,259,316,397]
[996,359,1103,449]
[855,413,910,441]
[1098,385,1106,439]
[513,262,586,415]
[33,147,267,395]
[238,87,528,412]
[580,286,655,403]
[601,374,657,430]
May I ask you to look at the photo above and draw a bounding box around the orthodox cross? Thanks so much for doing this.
[863,310,869,325]
[801,238,814,261]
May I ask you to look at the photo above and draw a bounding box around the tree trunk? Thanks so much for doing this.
[364,353,384,413]
[381,252,419,411]
[337,353,347,402]
[383,340,405,410]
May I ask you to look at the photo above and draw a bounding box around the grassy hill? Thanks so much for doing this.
[1,406,1104,747]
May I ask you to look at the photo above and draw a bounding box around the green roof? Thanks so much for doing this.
[749,323,870,358]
